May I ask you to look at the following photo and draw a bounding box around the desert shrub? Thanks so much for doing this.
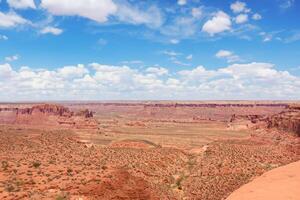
[67,168,73,176]
[5,184,15,192]
[32,161,41,168]
[56,195,67,200]
[1,161,8,170]
[176,175,185,190]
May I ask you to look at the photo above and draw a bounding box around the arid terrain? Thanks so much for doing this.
[0,102,299,200]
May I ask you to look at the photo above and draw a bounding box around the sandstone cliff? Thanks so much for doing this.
[0,104,98,129]
[267,105,300,136]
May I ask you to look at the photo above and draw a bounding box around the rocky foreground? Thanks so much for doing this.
[226,160,300,200]
[0,103,299,200]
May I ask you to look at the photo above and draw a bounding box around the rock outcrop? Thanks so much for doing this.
[228,114,267,130]
[0,104,98,129]
[227,105,300,136]
[267,105,300,136]
[226,161,300,200]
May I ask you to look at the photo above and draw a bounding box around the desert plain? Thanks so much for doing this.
[0,101,299,200]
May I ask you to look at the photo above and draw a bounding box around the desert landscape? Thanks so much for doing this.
[1,0,300,199]
[0,102,299,200]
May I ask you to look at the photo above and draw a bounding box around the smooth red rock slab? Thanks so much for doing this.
[226,161,300,200]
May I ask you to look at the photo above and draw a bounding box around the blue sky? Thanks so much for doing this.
[0,0,299,101]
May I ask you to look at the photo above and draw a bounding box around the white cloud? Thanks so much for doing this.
[97,38,107,46]
[284,32,300,43]
[5,55,19,62]
[121,60,143,65]
[235,14,248,24]
[186,54,193,60]
[40,26,63,35]
[263,36,272,42]
[280,0,294,9]
[0,62,299,100]
[162,50,182,57]
[170,39,180,44]
[0,63,14,79]
[230,1,250,13]
[172,60,190,66]
[191,8,202,19]
[41,0,117,23]
[216,50,232,58]
[0,11,29,28]
[160,16,197,38]
[146,67,168,76]
[252,13,262,20]
[0,35,8,40]
[90,63,136,85]
[177,0,187,6]
[7,0,36,9]
[219,62,287,79]
[260,32,273,42]
[116,3,163,28]
[202,11,232,36]
[40,0,163,28]
[215,50,241,63]
[57,64,89,79]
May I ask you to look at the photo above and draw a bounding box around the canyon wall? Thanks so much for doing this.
[267,105,300,136]
[0,104,97,129]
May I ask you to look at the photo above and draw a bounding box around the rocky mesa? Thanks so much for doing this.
[267,104,300,136]
[0,104,97,129]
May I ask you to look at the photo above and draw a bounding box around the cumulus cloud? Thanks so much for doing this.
[146,67,168,76]
[170,39,180,44]
[161,16,198,38]
[0,11,29,28]
[177,0,187,6]
[0,62,299,100]
[40,0,163,28]
[202,11,231,36]
[0,63,14,79]
[191,8,202,19]
[252,13,262,20]
[186,54,193,60]
[7,0,36,9]
[116,3,163,28]
[215,50,241,63]
[235,14,248,24]
[57,64,89,79]
[230,1,250,13]
[40,26,63,35]
[40,0,117,23]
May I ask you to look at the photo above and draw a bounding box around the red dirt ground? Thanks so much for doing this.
[0,102,299,200]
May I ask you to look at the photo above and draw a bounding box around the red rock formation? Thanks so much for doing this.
[17,104,73,117]
[228,114,268,130]
[0,104,98,129]
[267,105,300,136]
[75,109,94,118]
[226,161,300,200]
[227,105,300,136]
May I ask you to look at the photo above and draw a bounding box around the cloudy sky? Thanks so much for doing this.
[0,0,299,101]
